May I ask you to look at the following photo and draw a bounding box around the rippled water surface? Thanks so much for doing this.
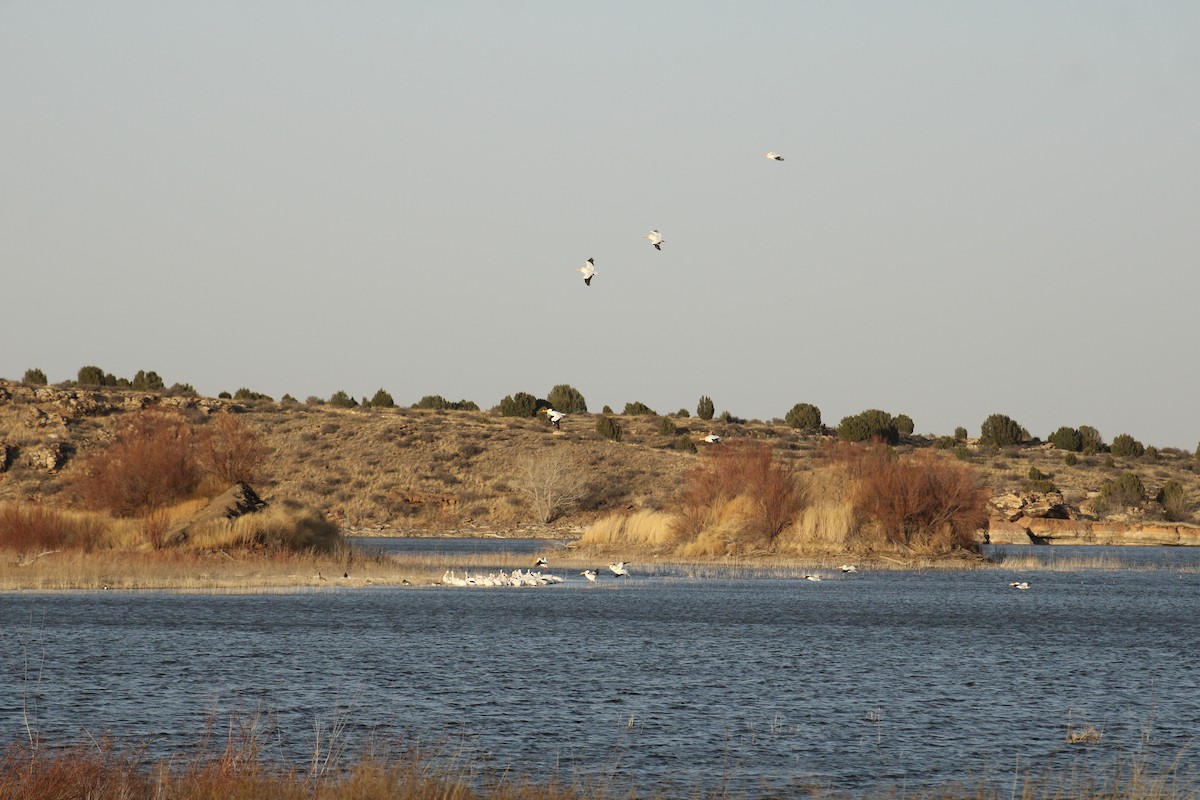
[3,542,1199,797]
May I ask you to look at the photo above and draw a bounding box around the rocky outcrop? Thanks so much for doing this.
[989,491,1073,522]
[987,515,1200,546]
[21,443,65,472]
[0,443,12,472]
[164,483,268,545]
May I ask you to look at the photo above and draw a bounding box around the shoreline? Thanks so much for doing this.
[4,539,1198,593]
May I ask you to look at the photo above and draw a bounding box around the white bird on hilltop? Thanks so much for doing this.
[841,564,858,573]
[702,434,721,444]
[764,151,784,161]
[581,569,597,583]
[577,258,595,286]
[643,230,664,251]
[539,407,565,429]
[608,561,630,577]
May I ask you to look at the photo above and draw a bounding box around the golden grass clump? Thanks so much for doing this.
[576,509,679,549]
[185,501,342,553]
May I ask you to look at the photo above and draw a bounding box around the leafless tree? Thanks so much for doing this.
[514,451,589,523]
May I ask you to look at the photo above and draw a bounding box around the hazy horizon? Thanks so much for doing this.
[3,3,1198,448]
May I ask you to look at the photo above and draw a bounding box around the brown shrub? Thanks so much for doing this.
[0,503,106,552]
[675,441,805,551]
[845,445,987,552]
[71,411,199,517]
[196,411,268,486]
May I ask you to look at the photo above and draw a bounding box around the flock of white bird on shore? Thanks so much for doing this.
[437,558,1032,590]
[440,559,636,587]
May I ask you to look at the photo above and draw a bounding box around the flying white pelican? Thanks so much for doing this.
[539,407,565,429]
[702,434,721,444]
[608,561,630,577]
[1009,581,1030,590]
[581,569,597,583]
[577,258,596,286]
[841,564,858,573]
[764,152,785,161]
[535,556,549,569]
[643,230,664,251]
[803,574,822,582]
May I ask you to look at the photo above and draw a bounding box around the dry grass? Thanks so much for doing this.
[1,722,1196,800]
[2,379,1199,542]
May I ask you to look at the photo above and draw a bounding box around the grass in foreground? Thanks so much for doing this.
[2,731,1197,800]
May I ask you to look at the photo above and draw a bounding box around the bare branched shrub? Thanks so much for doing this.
[845,446,987,552]
[196,411,268,486]
[674,441,805,551]
[71,411,199,517]
[513,451,589,523]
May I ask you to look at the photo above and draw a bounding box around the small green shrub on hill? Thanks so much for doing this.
[23,368,48,385]
[547,384,587,413]
[328,390,357,408]
[596,416,622,441]
[838,409,899,445]
[1110,434,1145,458]
[980,413,1024,447]
[498,392,540,417]
[697,396,714,420]
[1048,426,1083,452]
[368,388,396,408]
[624,401,656,416]
[785,402,822,430]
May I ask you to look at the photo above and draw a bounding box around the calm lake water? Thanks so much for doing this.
[2,540,1199,798]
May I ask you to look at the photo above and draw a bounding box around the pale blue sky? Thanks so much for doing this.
[3,2,1198,447]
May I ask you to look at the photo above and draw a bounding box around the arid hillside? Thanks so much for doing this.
[1,380,1197,539]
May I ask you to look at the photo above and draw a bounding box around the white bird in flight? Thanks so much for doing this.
[577,258,595,286]
[539,408,565,429]
[608,561,630,577]
[841,564,858,573]
[803,574,822,582]
[764,152,785,161]
[581,569,597,583]
[1009,581,1030,590]
[643,230,664,251]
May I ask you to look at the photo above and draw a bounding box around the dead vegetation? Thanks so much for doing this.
[1,379,1198,543]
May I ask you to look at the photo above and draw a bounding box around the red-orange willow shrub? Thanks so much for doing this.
[835,443,987,552]
[72,411,199,517]
[0,503,105,552]
[196,411,268,486]
[675,441,805,547]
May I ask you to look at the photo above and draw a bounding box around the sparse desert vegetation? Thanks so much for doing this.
[2,373,1199,580]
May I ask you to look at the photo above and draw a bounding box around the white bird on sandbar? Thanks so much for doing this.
[702,434,721,444]
[764,151,785,161]
[643,230,664,251]
[608,561,630,577]
[539,407,565,429]
[577,258,596,286]
[581,569,597,583]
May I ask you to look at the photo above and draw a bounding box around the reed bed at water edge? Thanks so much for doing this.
[2,731,1197,800]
